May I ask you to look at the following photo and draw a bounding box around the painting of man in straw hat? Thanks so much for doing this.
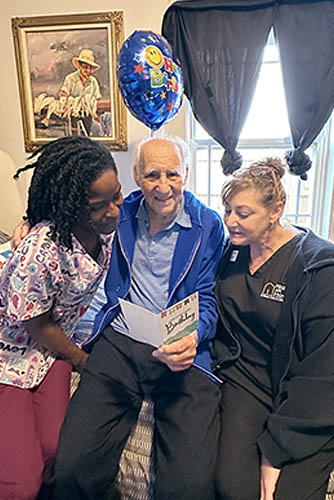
[22,24,115,139]
[39,49,102,136]
[12,12,127,151]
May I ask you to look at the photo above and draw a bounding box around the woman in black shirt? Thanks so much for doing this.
[214,158,334,500]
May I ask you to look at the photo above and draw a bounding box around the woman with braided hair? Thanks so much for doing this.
[0,136,122,500]
[213,158,334,500]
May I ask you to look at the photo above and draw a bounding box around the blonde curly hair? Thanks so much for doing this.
[221,157,287,210]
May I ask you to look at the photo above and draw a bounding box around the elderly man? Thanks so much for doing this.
[39,137,224,500]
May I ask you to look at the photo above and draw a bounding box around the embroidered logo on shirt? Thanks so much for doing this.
[230,250,239,262]
[260,282,286,302]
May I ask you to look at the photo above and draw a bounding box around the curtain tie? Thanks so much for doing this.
[284,149,312,181]
[220,150,243,175]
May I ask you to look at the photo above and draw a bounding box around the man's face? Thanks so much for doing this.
[136,139,188,223]
[78,62,94,79]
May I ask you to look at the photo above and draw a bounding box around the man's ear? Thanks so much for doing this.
[133,164,141,187]
[183,167,189,185]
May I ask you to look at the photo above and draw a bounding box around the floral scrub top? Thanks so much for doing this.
[0,221,112,389]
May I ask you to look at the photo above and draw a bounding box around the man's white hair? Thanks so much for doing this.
[133,135,191,183]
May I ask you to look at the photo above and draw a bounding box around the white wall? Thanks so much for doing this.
[0,0,185,214]
[0,151,24,233]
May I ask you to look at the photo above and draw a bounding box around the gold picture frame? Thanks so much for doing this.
[12,12,127,152]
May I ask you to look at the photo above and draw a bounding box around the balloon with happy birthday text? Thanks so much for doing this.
[117,30,183,131]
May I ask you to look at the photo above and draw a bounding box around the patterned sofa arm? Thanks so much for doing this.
[0,230,10,244]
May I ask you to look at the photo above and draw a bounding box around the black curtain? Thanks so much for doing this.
[162,0,334,178]
[274,2,334,178]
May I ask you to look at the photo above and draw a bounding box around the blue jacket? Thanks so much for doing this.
[85,189,224,377]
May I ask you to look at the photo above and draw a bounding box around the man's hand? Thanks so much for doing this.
[11,219,31,250]
[260,455,281,500]
[152,331,198,371]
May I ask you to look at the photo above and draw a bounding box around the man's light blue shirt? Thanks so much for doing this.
[111,195,191,335]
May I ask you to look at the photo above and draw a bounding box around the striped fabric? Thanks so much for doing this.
[0,230,10,244]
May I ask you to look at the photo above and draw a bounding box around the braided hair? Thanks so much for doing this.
[14,136,118,250]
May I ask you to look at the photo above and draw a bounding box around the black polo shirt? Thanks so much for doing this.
[215,234,302,407]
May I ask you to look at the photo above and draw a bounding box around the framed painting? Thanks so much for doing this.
[11,12,127,152]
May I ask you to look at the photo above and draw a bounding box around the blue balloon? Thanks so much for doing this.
[117,30,183,131]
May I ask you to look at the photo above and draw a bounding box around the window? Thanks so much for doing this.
[188,31,334,237]
[192,143,316,228]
